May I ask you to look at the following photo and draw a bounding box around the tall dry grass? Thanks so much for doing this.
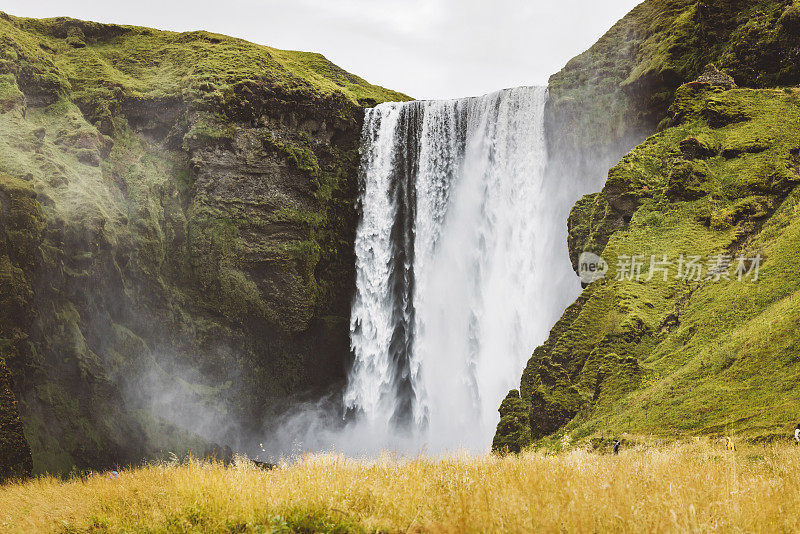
[1,440,798,533]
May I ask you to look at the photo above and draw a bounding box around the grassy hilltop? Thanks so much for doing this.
[0,13,407,108]
[1,2,800,532]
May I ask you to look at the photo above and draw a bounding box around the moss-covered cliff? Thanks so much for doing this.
[495,77,800,451]
[496,0,800,451]
[0,355,31,481]
[547,0,800,162]
[0,173,40,480]
[544,0,800,227]
[0,12,409,475]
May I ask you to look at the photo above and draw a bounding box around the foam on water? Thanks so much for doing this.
[345,87,578,453]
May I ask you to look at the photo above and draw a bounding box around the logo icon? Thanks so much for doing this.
[579,252,608,284]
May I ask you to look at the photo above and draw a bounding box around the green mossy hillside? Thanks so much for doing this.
[546,0,800,192]
[0,12,409,109]
[0,12,410,475]
[495,82,800,451]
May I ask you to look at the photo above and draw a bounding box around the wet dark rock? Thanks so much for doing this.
[492,390,531,454]
[0,357,32,481]
[779,2,800,31]
[0,12,409,475]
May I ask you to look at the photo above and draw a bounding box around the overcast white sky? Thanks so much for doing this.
[4,1,641,100]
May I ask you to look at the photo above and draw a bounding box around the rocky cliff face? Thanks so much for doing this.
[495,0,800,451]
[497,81,800,451]
[544,0,800,230]
[547,0,800,165]
[0,12,408,474]
[0,174,40,480]
[0,355,31,481]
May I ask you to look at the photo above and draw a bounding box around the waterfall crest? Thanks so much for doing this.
[346,87,573,452]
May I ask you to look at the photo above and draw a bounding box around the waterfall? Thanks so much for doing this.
[346,86,577,452]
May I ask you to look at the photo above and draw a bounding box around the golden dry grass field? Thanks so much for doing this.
[1,440,798,533]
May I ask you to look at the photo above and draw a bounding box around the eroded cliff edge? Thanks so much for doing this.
[547,0,800,183]
[0,12,409,475]
[496,0,800,451]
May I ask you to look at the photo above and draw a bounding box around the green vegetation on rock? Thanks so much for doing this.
[547,0,800,156]
[495,81,800,451]
[0,11,410,475]
[0,173,40,480]
[497,0,800,454]
[0,355,31,481]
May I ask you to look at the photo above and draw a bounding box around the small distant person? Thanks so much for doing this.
[613,440,620,455]
[725,437,736,451]
[794,423,800,445]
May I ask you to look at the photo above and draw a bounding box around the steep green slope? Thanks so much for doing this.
[544,0,800,214]
[495,0,800,453]
[0,12,410,474]
[547,0,800,159]
[0,14,406,108]
[495,79,800,452]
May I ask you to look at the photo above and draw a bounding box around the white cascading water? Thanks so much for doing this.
[346,86,579,452]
